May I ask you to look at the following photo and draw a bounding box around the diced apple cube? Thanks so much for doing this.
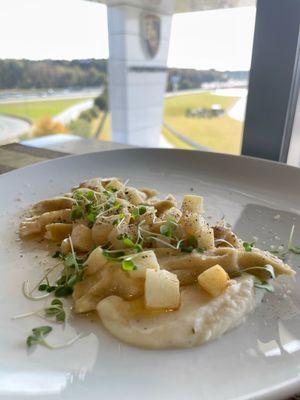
[129,250,160,278]
[181,195,203,214]
[198,264,230,297]
[145,269,180,309]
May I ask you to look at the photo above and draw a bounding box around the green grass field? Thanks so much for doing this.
[163,92,243,154]
[0,98,89,122]
[0,92,243,154]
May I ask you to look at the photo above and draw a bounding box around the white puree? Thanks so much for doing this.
[97,274,261,349]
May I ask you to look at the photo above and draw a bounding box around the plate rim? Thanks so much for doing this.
[2,147,300,179]
[1,146,300,400]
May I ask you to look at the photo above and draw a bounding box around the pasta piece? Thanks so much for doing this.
[78,177,104,191]
[39,209,71,228]
[139,188,159,199]
[160,207,182,223]
[20,209,71,237]
[71,224,93,252]
[45,223,73,242]
[213,224,243,249]
[132,206,156,225]
[106,178,124,192]
[159,246,295,285]
[92,216,115,245]
[73,264,144,313]
[153,200,177,217]
[159,251,239,285]
[32,197,75,214]
[125,187,147,205]
[19,218,40,238]
[218,247,295,278]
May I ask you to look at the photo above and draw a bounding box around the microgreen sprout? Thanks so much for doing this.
[176,236,204,253]
[242,264,276,280]
[287,225,300,254]
[254,279,274,293]
[269,225,300,260]
[243,241,256,252]
[13,298,66,322]
[234,264,276,293]
[45,299,66,322]
[131,206,147,220]
[121,259,137,271]
[27,326,53,348]
[36,238,86,298]
[26,325,82,350]
[160,217,178,238]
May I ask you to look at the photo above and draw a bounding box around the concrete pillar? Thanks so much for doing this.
[107,5,172,146]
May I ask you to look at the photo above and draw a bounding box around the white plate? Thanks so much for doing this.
[1,148,300,400]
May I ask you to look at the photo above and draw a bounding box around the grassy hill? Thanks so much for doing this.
[163,92,243,154]
[0,98,88,122]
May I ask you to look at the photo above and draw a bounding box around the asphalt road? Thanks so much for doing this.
[54,99,94,124]
[0,115,31,144]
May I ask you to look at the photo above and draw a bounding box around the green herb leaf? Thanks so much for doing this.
[56,275,67,286]
[52,251,62,259]
[51,298,63,307]
[56,311,66,322]
[106,186,118,193]
[179,244,194,253]
[131,206,147,220]
[103,250,126,259]
[67,273,82,288]
[85,191,95,200]
[38,284,48,291]
[45,299,66,322]
[177,237,203,253]
[160,218,177,238]
[26,335,40,347]
[123,237,135,247]
[133,244,143,253]
[46,286,56,293]
[196,247,205,253]
[64,253,77,268]
[243,241,255,252]
[242,264,276,280]
[26,325,53,348]
[71,206,84,221]
[55,286,73,297]
[122,260,137,271]
[131,209,139,220]
[139,206,147,215]
[287,225,300,254]
[32,326,52,337]
[187,236,198,247]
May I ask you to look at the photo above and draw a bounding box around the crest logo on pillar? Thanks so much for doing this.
[140,13,161,59]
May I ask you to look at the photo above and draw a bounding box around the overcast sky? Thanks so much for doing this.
[0,0,256,70]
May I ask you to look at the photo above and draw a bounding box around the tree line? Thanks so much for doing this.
[0,59,248,90]
[0,59,107,89]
